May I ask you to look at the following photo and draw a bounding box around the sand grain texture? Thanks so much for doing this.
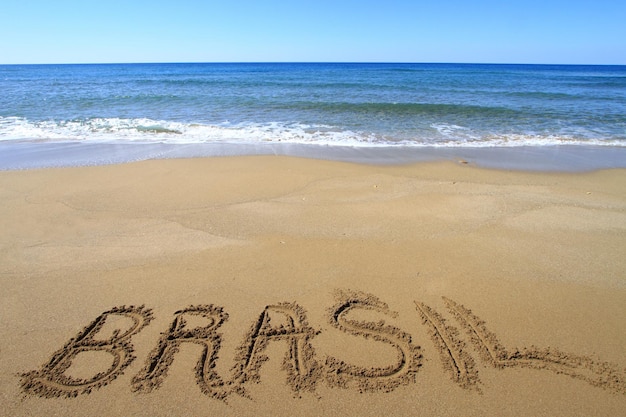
[1,156,625,416]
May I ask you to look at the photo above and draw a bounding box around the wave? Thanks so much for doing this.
[288,102,519,117]
[0,117,623,148]
[504,91,585,100]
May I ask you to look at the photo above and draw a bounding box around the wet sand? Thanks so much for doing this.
[1,156,625,416]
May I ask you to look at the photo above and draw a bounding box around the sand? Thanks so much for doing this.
[1,155,624,416]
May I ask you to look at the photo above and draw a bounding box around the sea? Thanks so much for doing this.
[1,63,625,170]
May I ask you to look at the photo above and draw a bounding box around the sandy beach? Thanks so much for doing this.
[1,155,625,416]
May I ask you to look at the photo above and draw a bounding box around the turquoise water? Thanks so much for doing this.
[1,63,625,168]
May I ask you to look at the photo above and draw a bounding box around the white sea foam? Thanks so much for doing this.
[430,123,473,137]
[0,117,623,148]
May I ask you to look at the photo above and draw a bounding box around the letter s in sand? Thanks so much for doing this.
[325,290,422,392]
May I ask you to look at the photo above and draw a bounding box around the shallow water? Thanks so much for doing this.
[1,63,625,169]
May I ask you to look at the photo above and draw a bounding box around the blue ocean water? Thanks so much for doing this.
[1,63,625,168]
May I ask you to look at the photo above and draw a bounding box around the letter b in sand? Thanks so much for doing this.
[20,306,153,398]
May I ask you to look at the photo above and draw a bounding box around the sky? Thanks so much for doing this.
[1,0,625,65]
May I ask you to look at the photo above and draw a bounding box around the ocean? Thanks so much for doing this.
[1,63,625,170]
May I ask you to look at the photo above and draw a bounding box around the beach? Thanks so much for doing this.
[1,155,625,416]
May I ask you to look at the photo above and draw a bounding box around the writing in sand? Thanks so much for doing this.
[21,289,625,399]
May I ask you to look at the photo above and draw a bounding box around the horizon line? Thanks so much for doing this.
[2,61,626,67]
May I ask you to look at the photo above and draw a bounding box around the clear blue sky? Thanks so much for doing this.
[1,0,624,65]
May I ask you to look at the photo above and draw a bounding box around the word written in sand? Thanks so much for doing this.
[21,290,625,399]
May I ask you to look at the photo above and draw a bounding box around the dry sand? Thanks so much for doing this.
[1,155,625,416]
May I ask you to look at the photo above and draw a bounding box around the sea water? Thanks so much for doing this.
[1,63,625,170]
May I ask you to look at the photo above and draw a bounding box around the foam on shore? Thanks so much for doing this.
[2,141,626,171]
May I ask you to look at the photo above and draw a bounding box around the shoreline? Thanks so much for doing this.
[2,156,625,416]
[2,141,626,172]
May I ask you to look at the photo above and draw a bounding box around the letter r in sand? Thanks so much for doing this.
[131,305,231,400]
